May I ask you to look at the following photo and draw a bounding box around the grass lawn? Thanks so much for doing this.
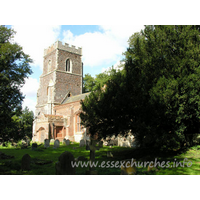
[0,143,200,175]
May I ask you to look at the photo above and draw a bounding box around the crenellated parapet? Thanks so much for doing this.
[44,40,82,56]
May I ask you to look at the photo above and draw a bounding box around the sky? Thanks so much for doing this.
[9,25,144,113]
[2,0,195,116]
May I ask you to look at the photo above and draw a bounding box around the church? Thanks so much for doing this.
[32,41,89,143]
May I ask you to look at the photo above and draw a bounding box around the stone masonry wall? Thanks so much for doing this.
[43,49,57,75]
[54,49,82,103]
[57,49,82,74]
[54,72,82,103]
[37,72,55,105]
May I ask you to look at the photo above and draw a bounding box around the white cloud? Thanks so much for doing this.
[62,25,144,68]
[21,77,39,112]
[101,60,124,73]
[21,77,39,98]
[22,98,37,113]
[11,24,144,70]
[12,25,61,69]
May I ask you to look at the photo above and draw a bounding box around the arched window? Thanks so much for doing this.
[66,59,72,72]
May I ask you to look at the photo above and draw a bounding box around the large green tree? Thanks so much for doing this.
[125,25,200,148]
[0,26,32,143]
[81,25,200,149]
[81,68,128,139]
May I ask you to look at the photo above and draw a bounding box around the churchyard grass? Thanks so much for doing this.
[0,142,200,175]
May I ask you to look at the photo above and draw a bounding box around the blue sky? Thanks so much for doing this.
[9,25,144,112]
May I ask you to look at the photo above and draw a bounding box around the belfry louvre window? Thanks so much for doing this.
[66,59,71,72]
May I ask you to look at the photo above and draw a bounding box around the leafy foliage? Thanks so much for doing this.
[82,73,96,93]
[12,107,34,140]
[126,25,200,149]
[81,68,128,138]
[81,25,200,149]
[82,66,120,93]
[0,26,32,143]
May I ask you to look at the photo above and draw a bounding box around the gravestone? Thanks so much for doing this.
[21,154,31,171]
[21,141,28,149]
[44,139,50,148]
[113,139,118,146]
[118,136,124,147]
[65,139,70,146]
[122,141,129,147]
[55,151,76,175]
[103,141,108,146]
[79,139,85,147]
[25,137,30,146]
[63,139,70,146]
[23,137,30,146]
[109,139,114,146]
[54,139,60,149]
[32,143,37,150]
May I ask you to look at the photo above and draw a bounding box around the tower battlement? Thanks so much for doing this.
[44,40,82,56]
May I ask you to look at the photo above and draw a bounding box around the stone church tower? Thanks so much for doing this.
[35,40,83,116]
[32,41,88,143]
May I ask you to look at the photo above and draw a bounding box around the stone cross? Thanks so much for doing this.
[87,139,102,174]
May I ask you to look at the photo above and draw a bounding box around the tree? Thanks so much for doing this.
[12,107,34,140]
[82,73,95,93]
[0,26,32,143]
[83,66,120,93]
[80,68,129,139]
[81,25,200,149]
[124,25,200,149]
